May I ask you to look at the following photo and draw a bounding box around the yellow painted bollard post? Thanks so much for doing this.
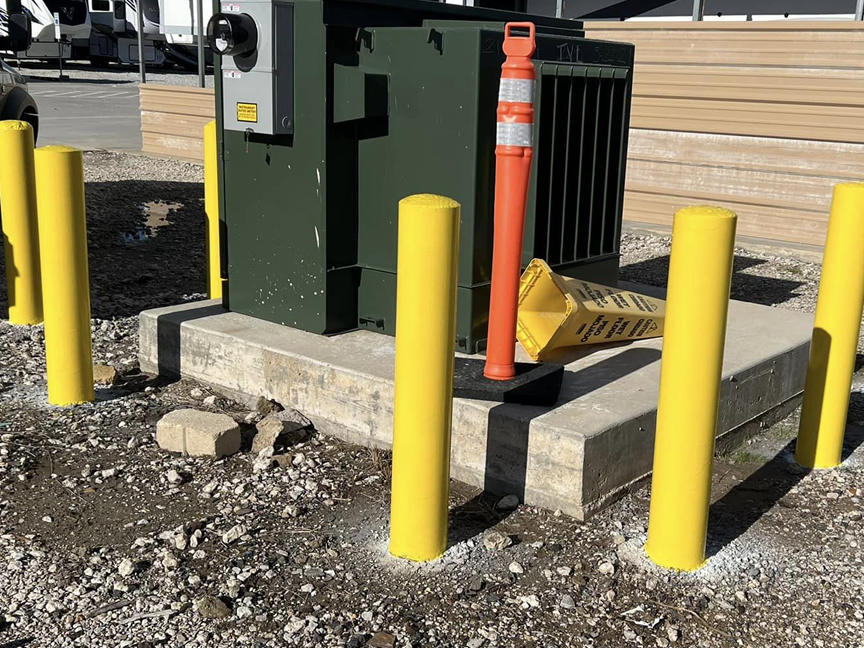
[204,120,222,300]
[35,146,94,406]
[645,206,737,571]
[0,121,42,325]
[796,183,864,468]
[389,194,461,562]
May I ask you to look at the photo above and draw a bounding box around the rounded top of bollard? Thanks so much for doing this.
[36,145,82,156]
[0,120,33,132]
[400,194,461,210]
[675,205,737,221]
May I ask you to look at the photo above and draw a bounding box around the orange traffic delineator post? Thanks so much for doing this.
[484,22,537,382]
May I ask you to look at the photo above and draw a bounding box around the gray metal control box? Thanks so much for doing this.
[219,0,294,136]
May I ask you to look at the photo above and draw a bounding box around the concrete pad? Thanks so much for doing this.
[139,297,812,519]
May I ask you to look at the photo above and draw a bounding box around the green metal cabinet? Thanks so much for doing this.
[216,0,634,352]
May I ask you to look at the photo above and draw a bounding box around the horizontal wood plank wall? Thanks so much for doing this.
[583,21,864,247]
[140,84,215,161]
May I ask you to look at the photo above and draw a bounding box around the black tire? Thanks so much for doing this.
[0,88,39,144]
[20,107,39,144]
[89,56,112,68]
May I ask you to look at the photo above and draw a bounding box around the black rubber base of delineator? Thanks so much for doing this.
[453,357,564,407]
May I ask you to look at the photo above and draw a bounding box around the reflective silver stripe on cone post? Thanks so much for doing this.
[498,78,535,104]
[496,122,534,148]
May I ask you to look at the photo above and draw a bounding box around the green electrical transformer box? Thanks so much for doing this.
[213,0,635,353]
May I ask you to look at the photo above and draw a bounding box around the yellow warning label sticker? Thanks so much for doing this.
[237,103,258,123]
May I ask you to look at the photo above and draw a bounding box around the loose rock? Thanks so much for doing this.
[118,558,135,577]
[156,409,242,458]
[520,594,540,608]
[256,396,284,415]
[253,447,277,473]
[92,363,119,386]
[347,636,367,648]
[222,524,247,544]
[166,469,186,485]
[495,494,520,511]
[252,410,311,454]
[366,632,396,648]
[483,530,513,551]
[195,595,231,619]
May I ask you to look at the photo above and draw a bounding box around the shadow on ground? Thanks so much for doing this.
[449,491,516,546]
[706,392,864,557]
[0,179,206,320]
[620,253,806,307]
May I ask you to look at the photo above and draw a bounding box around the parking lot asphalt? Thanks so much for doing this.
[26,79,142,151]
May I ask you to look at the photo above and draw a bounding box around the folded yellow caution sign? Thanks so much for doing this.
[516,258,665,361]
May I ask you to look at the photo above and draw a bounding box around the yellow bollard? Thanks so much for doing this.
[645,205,737,571]
[204,120,222,300]
[0,121,42,325]
[796,183,864,468]
[388,194,461,562]
[35,146,94,406]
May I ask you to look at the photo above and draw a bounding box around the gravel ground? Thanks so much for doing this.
[14,59,214,87]
[621,231,821,313]
[1,160,863,648]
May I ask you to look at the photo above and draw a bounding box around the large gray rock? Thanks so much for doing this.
[156,409,241,459]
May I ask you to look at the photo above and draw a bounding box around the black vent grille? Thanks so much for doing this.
[530,64,631,268]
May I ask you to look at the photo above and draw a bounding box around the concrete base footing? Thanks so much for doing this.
[139,296,812,519]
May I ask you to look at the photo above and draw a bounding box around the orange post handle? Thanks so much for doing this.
[484,22,537,382]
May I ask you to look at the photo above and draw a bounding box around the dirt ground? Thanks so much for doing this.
[1,153,863,648]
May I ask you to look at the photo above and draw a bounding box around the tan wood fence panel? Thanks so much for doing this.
[139,84,215,161]
[623,189,828,245]
[583,21,864,246]
[587,21,864,68]
[624,131,856,245]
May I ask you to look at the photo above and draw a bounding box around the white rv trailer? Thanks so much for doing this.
[0,3,9,39]
[87,0,165,65]
[0,0,91,59]
[0,2,33,52]
[157,0,211,69]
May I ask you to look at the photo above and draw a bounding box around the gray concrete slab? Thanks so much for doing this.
[139,297,813,519]
[28,80,141,151]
